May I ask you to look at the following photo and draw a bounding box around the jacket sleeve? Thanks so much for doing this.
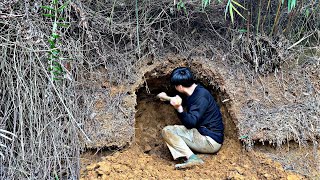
[178,97,208,129]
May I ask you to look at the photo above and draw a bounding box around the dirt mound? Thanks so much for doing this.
[81,139,303,179]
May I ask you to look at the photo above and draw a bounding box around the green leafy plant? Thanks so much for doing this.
[271,0,298,35]
[283,0,297,12]
[41,0,70,81]
[225,0,246,23]
[238,28,247,33]
[304,8,310,18]
[173,0,246,23]
[177,0,188,15]
[201,0,211,10]
[201,0,224,10]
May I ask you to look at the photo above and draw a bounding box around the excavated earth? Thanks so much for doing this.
[80,95,318,179]
[80,56,319,179]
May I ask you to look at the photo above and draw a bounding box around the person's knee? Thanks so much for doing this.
[162,125,175,138]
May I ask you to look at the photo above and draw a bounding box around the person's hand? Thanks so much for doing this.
[170,95,182,109]
[157,92,169,101]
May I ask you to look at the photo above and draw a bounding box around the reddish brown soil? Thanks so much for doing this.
[80,94,318,179]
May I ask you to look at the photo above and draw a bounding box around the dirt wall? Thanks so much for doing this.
[84,53,319,149]
[84,54,243,148]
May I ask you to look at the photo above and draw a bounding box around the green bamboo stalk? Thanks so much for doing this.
[270,0,283,36]
[283,0,299,35]
[261,0,271,34]
[256,0,262,34]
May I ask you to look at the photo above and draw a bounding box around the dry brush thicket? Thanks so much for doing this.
[0,0,319,179]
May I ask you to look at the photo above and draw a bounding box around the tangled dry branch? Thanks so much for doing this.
[0,0,319,179]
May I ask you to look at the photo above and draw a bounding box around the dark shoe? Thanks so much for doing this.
[174,154,204,169]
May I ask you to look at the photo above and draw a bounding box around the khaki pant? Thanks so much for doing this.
[162,125,222,160]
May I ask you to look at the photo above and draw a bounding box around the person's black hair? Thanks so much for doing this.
[170,67,194,87]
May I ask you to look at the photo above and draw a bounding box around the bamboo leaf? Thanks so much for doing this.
[177,0,182,10]
[240,135,248,139]
[58,17,66,21]
[238,29,247,33]
[292,0,296,10]
[43,14,55,18]
[231,0,246,9]
[53,66,63,71]
[52,61,61,66]
[53,71,62,75]
[55,173,60,180]
[52,33,60,39]
[57,23,69,28]
[51,49,60,55]
[229,4,234,23]
[48,39,55,45]
[41,6,55,11]
[52,55,59,59]
[305,8,310,18]
[202,0,211,9]
[52,0,58,5]
[52,65,62,72]
[53,70,62,75]
[288,0,297,12]
[58,5,67,12]
[202,0,206,8]
[232,5,246,20]
[58,1,70,12]
[50,44,56,49]
[224,0,231,20]
[288,0,291,12]
[53,77,62,81]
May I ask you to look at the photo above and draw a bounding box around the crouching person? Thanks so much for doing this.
[158,67,224,169]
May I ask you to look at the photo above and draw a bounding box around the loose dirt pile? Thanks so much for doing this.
[80,86,316,179]
[81,139,300,179]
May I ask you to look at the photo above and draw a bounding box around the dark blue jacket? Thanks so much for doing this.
[178,85,224,144]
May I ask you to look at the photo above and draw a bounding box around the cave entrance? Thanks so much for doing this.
[135,73,237,156]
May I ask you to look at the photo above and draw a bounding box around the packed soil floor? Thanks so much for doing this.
[80,87,319,180]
